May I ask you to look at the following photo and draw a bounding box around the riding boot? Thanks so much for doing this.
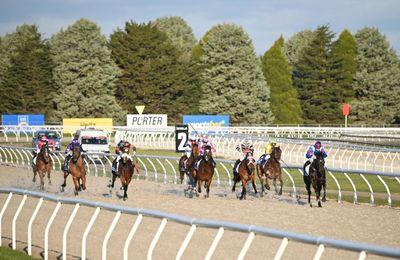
[303,161,311,176]
[233,159,240,176]
[211,158,216,168]
[32,154,37,166]
[62,155,71,172]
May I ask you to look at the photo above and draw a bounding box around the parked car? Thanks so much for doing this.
[75,128,110,158]
[32,130,62,151]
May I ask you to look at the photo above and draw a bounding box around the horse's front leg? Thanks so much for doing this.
[206,179,212,198]
[40,173,45,191]
[81,173,87,190]
[232,178,237,192]
[273,179,278,194]
[197,180,202,194]
[109,173,117,193]
[251,175,258,194]
[32,170,37,183]
[72,176,79,196]
[61,171,68,192]
[316,185,322,207]
[240,179,247,200]
[278,175,283,195]
[47,169,52,185]
[322,182,327,202]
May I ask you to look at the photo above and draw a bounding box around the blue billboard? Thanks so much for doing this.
[2,114,45,126]
[182,115,229,128]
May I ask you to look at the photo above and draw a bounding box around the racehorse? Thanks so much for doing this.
[232,152,257,200]
[192,145,214,198]
[303,151,326,207]
[61,145,86,196]
[32,143,52,190]
[178,142,200,184]
[257,146,283,195]
[110,147,134,201]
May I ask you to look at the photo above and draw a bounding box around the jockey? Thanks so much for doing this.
[233,139,254,176]
[62,137,82,172]
[257,141,278,168]
[32,135,48,165]
[112,140,133,174]
[304,141,328,175]
[194,135,216,169]
[180,136,196,173]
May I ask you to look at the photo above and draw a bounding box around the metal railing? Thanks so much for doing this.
[0,188,399,260]
[1,146,399,208]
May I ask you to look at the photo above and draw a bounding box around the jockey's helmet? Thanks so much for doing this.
[124,141,130,147]
[40,135,48,142]
[203,135,209,142]
[314,141,322,149]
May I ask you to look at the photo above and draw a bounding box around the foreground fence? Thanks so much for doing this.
[1,146,400,207]
[0,188,399,260]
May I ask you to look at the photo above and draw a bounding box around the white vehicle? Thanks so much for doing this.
[75,128,110,156]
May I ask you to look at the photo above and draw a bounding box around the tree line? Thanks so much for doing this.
[0,17,399,125]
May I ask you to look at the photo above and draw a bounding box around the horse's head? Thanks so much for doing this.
[245,152,255,172]
[271,146,282,161]
[72,145,81,163]
[192,142,200,156]
[313,151,325,175]
[40,143,50,163]
[121,152,131,164]
[204,145,212,162]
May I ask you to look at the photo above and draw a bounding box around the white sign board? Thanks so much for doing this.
[127,114,168,128]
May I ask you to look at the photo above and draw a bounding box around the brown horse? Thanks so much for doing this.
[303,152,326,207]
[61,145,86,196]
[257,146,283,195]
[192,146,214,198]
[178,142,200,184]
[32,143,52,190]
[232,152,257,200]
[110,147,134,200]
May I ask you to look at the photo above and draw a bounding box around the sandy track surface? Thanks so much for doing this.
[0,165,399,260]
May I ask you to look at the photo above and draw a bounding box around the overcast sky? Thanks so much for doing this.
[1,0,399,54]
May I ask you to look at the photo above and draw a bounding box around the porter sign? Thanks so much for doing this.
[126,114,168,128]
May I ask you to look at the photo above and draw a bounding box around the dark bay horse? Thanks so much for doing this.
[110,147,134,200]
[303,152,326,207]
[232,152,257,200]
[178,142,200,184]
[257,146,283,195]
[61,145,86,196]
[192,146,214,198]
[32,144,52,190]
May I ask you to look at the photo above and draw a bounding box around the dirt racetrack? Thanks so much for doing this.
[0,165,399,260]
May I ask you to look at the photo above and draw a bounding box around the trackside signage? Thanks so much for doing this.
[182,115,229,127]
[127,114,168,128]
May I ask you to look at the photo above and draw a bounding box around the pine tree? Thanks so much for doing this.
[330,29,357,102]
[198,24,274,124]
[261,36,303,124]
[151,16,197,63]
[0,25,54,118]
[293,25,335,124]
[109,21,192,123]
[285,30,315,67]
[351,27,400,124]
[50,19,124,124]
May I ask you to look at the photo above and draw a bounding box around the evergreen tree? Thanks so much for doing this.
[293,25,336,124]
[50,19,124,123]
[198,24,274,124]
[352,27,400,124]
[109,21,192,122]
[151,16,197,62]
[261,36,303,124]
[284,30,315,67]
[0,25,54,118]
[330,29,357,102]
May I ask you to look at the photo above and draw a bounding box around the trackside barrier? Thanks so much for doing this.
[0,188,399,259]
[1,146,400,207]
[2,125,400,174]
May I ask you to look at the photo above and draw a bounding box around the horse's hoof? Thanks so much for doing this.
[322,197,326,202]
[318,201,322,207]
[310,204,313,207]
[123,197,127,201]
